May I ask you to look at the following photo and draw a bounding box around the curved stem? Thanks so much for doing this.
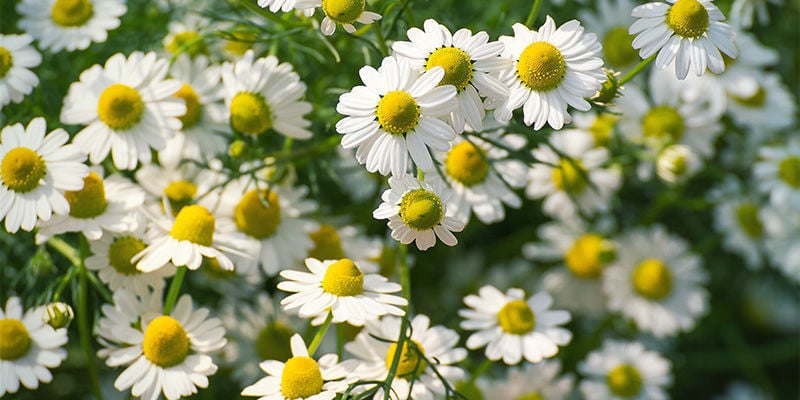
[374,21,390,56]
[163,267,187,315]
[619,54,656,86]
[307,312,333,356]
[76,238,103,400]
[524,0,544,27]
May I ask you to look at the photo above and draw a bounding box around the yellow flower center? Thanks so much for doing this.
[606,364,643,398]
[517,42,566,92]
[281,356,324,399]
[164,180,197,215]
[399,189,443,231]
[565,234,615,279]
[735,202,763,238]
[0,319,32,360]
[234,189,281,239]
[376,91,420,135]
[230,92,272,135]
[51,0,94,27]
[632,258,673,300]
[321,258,364,297]
[97,84,145,130]
[255,321,294,362]
[166,31,208,57]
[0,46,13,79]
[142,316,190,368]
[589,114,618,146]
[1,147,46,193]
[425,47,474,91]
[732,86,767,108]
[385,340,427,379]
[666,0,710,39]
[224,30,257,56]
[497,299,535,335]
[173,84,203,129]
[552,159,588,195]
[515,393,544,400]
[108,236,146,275]
[170,204,215,246]
[602,27,638,68]
[321,0,365,24]
[308,224,346,260]
[778,156,800,188]
[65,172,108,219]
[445,141,489,186]
[642,106,684,144]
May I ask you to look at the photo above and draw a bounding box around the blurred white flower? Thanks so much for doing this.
[579,339,672,400]
[17,0,126,52]
[0,34,41,107]
[480,360,574,400]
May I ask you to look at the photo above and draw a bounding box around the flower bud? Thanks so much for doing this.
[42,302,74,330]
[656,144,701,184]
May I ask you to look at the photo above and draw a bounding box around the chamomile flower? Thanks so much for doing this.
[0,118,88,233]
[96,290,226,400]
[629,0,737,80]
[336,56,458,177]
[495,17,606,130]
[17,0,126,52]
[579,0,641,71]
[345,314,467,400]
[724,70,795,138]
[242,333,357,400]
[373,174,464,251]
[459,286,572,365]
[655,144,702,184]
[0,297,68,396]
[753,137,800,209]
[392,19,510,132]
[258,0,315,15]
[295,0,382,36]
[480,360,574,400]
[438,133,528,225]
[730,0,782,28]
[526,130,621,220]
[306,224,383,273]
[604,225,709,337]
[579,339,672,400]
[0,34,41,108]
[708,177,767,269]
[278,258,407,326]
[35,171,145,244]
[221,50,312,139]
[163,14,212,57]
[60,51,186,170]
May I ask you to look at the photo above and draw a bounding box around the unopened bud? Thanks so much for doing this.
[42,302,74,330]
[656,144,701,184]
[593,69,622,105]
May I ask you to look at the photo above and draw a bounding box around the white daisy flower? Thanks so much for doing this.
[579,339,672,400]
[35,171,144,244]
[0,34,41,108]
[96,290,226,400]
[655,143,702,184]
[60,51,186,170]
[345,314,467,400]
[221,50,312,139]
[708,177,768,269]
[438,133,528,225]
[162,14,212,57]
[16,0,126,52]
[242,333,357,400]
[392,19,510,132]
[0,118,88,233]
[459,285,572,365]
[278,258,407,326]
[295,0,382,36]
[604,225,709,337]
[258,0,315,15]
[762,204,800,284]
[753,137,800,209]
[629,0,737,80]
[730,0,782,28]
[724,70,796,138]
[373,174,465,251]
[336,56,458,177]
[480,360,574,400]
[579,0,641,71]
[495,17,606,130]
[0,297,68,396]
[306,223,384,273]
[526,130,621,220]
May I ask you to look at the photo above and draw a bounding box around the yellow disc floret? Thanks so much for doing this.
[256,321,294,362]
[735,202,763,238]
[385,340,427,378]
[97,84,145,130]
[321,258,364,297]
[552,159,588,195]
[164,180,197,215]
[642,106,684,144]
[234,189,281,239]
[281,356,324,399]
[778,156,800,188]
[51,0,94,27]
[497,299,536,335]
[589,113,618,146]
[174,84,203,129]
[0,319,32,360]
[517,42,566,92]
[321,0,365,24]
[565,234,615,279]
[606,364,643,398]
[65,172,108,219]
[170,204,215,246]
[399,189,443,231]
[445,141,490,186]
[108,236,146,275]
[142,316,190,368]
[230,92,272,135]
[376,91,420,135]
[632,258,673,300]
[602,27,638,68]
[667,0,710,39]
[308,224,346,260]
[425,47,474,91]
[1,147,46,193]
[166,31,208,57]
[0,46,13,79]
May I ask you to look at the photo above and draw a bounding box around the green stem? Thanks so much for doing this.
[384,244,411,400]
[618,54,656,86]
[307,312,333,356]
[399,244,411,309]
[467,358,493,383]
[163,267,187,315]
[47,237,81,266]
[524,0,544,27]
[374,21,390,56]
[77,259,103,400]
